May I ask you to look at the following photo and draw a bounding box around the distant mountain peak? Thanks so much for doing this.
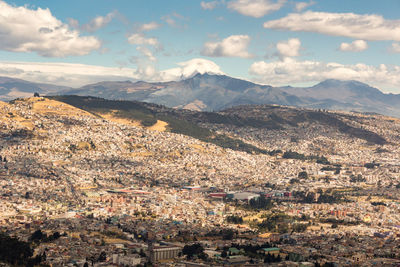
[313,79,381,95]
[182,70,224,80]
[315,79,369,87]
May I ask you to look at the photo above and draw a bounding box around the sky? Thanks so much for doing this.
[1,0,400,92]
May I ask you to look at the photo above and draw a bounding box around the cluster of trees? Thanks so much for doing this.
[29,229,63,243]
[256,213,306,234]
[298,171,308,179]
[321,165,341,174]
[293,191,345,204]
[292,191,316,203]
[317,193,344,204]
[282,151,329,164]
[364,162,380,169]
[9,129,34,139]
[0,232,46,266]
[370,201,386,206]
[182,243,208,260]
[102,230,127,240]
[220,243,279,261]
[315,156,330,165]
[219,243,302,264]
[320,218,361,226]
[264,182,276,189]
[85,251,107,266]
[248,194,273,210]
[291,223,308,233]
[350,174,366,183]
[205,229,237,240]
[226,215,243,224]
[267,149,283,156]
[290,178,300,184]
[264,253,282,263]
[282,151,306,160]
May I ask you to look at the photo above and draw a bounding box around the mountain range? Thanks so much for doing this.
[1,73,400,117]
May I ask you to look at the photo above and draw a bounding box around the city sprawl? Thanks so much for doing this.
[1,97,400,266]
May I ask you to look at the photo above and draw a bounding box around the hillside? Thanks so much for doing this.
[47,95,270,155]
[49,95,388,155]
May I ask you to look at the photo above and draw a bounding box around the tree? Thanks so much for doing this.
[226,215,243,224]
[30,230,44,242]
[98,251,107,262]
[290,178,300,184]
[33,92,40,97]
[264,253,273,263]
[182,243,204,259]
[350,174,366,183]
[0,232,37,266]
[52,231,61,240]
[222,229,235,240]
[278,223,289,234]
[249,194,273,210]
[298,171,308,179]
[221,250,228,258]
[292,223,307,233]
[364,162,379,169]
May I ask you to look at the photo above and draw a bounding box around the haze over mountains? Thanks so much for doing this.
[1,73,400,117]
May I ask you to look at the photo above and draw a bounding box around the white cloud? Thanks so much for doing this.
[391,43,400,53]
[294,1,315,12]
[162,13,188,29]
[202,35,252,58]
[339,40,368,52]
[201,1,219,10]
[0,58,225,87]
[276,38,301,58]
[136,46,156,62]
[133,64,158,81]
[128,33,160,47]
[0,1,101,57]
[0,61,137,87]
[249,58,400,92]
[139,22,161,32]
[264,11,400,41]
[68,18,80,29]
[163,16,176,27]
[81,11,117,32]
[228,0,286,18]
[128,23,162,75]
[159,58,224,80]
